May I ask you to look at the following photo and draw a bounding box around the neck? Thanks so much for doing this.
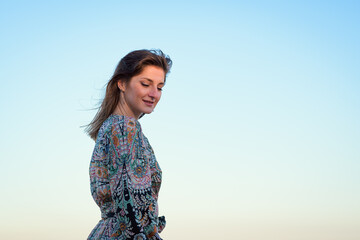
[114,103,139,120]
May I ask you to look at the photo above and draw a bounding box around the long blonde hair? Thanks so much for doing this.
[83,49,172,141]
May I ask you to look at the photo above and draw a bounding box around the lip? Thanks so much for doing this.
[143,100,154,107]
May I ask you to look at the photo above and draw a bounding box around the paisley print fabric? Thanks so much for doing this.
[88,114,165,240]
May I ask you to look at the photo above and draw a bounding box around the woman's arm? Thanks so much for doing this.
[110,118,163,239]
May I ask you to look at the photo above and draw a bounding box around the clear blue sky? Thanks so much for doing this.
[1,1,359,239]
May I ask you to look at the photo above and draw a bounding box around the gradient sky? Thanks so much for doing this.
[1,1,359,239]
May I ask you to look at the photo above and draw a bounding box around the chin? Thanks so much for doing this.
[142,109,153,114]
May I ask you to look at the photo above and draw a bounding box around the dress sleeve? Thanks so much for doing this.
[109,119,164,240]
[89,129,113,219]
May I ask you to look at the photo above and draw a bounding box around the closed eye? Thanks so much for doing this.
[141,82,163,91]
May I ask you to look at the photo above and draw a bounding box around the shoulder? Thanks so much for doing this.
[98,114,142,139]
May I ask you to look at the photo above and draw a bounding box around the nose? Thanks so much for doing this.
[148,87,161,99]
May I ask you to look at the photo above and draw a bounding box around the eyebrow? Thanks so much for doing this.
[141,77,165,85]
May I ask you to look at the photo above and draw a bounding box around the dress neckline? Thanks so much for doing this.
[109,114,140,125]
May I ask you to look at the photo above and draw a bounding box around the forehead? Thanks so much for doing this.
[135,65,165,83]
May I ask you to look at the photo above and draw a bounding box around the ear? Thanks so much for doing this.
[117,80,126,92]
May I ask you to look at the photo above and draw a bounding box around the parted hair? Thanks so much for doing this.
[84,49,172,141]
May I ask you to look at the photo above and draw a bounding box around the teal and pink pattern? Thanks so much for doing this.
[88,114,165,240]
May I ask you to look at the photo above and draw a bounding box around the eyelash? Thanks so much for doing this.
[141,83,163,91]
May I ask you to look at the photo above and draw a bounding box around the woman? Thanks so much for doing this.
[85,49,172,240]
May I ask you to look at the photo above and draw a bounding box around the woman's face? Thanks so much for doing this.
[118,65,165,119]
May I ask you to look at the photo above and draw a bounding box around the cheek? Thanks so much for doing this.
[134,87,145,98]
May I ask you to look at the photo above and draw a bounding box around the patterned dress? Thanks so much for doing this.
[88,114,165,240]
